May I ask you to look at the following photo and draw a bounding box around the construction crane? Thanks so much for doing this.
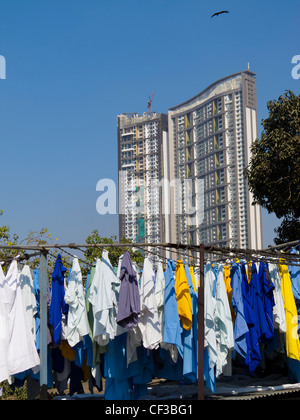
[147,91,155,113]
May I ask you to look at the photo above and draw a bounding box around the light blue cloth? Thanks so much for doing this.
[204,348,216,394]
[289,248,300,300]
[163,259,183,357]
[33,269,41,351]
[104,333,153,400]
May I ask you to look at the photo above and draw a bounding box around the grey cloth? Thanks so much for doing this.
[116,251,141,329]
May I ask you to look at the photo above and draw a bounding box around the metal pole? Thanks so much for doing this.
[198,243,205,400]
[39,251,48,400]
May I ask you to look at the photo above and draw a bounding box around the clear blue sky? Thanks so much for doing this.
[0,0,299,247]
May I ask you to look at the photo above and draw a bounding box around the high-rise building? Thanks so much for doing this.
[117,112,168,247]
[168,70,262,250]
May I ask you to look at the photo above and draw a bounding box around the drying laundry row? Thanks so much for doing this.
[0,247,299,400]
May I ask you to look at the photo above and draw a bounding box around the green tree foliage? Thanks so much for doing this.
[245,91,300,242]
[274,216,300,245]
[84,230,144,270]
[0,211,19,263]
[0,212,67,272]
[245,91,300,218]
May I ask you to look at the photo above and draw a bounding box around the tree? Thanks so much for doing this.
[0,211,68,272]
[0,211,20,263]
[274,216,300,245]
[245,90,300,242]
[84,230,144,271]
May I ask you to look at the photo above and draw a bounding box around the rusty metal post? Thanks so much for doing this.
[198,243,205,400]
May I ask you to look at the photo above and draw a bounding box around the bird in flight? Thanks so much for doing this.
[211,10,229,18]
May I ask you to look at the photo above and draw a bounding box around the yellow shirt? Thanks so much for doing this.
[279,262,300,361]
[175,261,193,330]
[189,266,197,293]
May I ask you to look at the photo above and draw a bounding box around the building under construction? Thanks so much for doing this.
[117,111,168,250]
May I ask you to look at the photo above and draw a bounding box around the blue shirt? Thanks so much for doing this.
[240,263,261,374]
[49,254,67,344]
[252,262,274,343]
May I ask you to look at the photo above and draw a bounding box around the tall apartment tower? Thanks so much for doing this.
[168,70,263,250]
[117,112,168,246]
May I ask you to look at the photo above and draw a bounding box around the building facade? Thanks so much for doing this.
[117,112,168,246]
[168,70,263,250]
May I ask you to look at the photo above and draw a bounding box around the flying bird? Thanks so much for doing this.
[211,10,229,18]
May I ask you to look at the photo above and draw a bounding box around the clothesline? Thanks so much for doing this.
[0,240,299,401]
[1,241,299,266]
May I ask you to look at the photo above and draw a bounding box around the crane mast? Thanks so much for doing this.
[147,91,155,113]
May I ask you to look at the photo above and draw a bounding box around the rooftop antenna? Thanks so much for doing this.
[147,91,155,113]
[248,62,250,69]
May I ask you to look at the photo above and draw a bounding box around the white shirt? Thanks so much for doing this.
[19,264,37,341]
[204,262,218,370]
[89,251,118,346]
[0,264,4,283]
[65,258,89,347]
[138,257,162,350]
[269,263,287,333]
[3,260,40,376]
[0,264,9,382]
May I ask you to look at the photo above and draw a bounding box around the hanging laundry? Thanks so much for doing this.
[214,264,234,377]
[0,263,9,382]
[154,261,165,335]
[204,262,217,393]
[240,263,261,374]
[259,261,275,342]
[3,260,40,377]
[230,263,249,359]
[204,263,218,373]
[32,268,52,352]
[89,251,118,346]
[65,258,89,347]
[85,264,96,340]
[104,333,140,400]
[113,255,127,337]
[223,264,235,322]
[49,254,67,345]
[138,257,162,350]
[181,262,198,383]
[175,261,193,330]
[117,251,141,330]
[251,262,274,344]
[189,266,198,294]
[269,263,286,333]
[126,258,161,366]
[289,248,300,301]
[279,261,300,361]
[161,259,183,360]
[19,264,38,342]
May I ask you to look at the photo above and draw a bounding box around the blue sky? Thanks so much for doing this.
[0,0,299,247]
